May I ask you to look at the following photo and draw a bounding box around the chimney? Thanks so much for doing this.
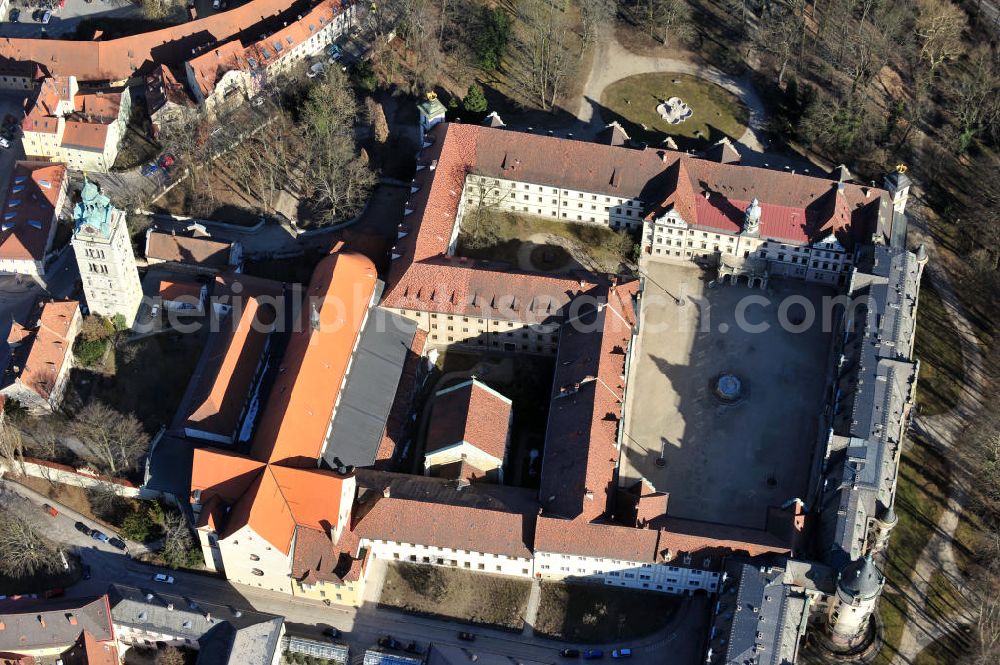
[37,615,46,628]
[68,614,78,625]
[382,486,391,498]
[205,612,212,622]
[167,604,174,611]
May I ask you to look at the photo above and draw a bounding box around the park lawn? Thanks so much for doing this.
[872,592,907,665]
[534,582,681,643]
[379,563,531,630]
[600,73,749,147]
[913,630,972,665]
[924,571,964,623]
[457,209,628,273]
[914,282,965,416]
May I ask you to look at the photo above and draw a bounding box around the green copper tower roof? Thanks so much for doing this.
[73,177,114,238]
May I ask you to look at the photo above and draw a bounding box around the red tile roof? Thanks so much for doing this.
[0,0,315,82]
[291,525,364,585]
[538,281,638,522]
[146,231,234,268]
[534,515,790,566]
[184,297,274,439]
[159,278,204,302]
[354,496,533,559]
[60,121,110,151]
[249,250,378,466]
[426,379,511,462]
[0,161,64,263]
[3,300,79,400]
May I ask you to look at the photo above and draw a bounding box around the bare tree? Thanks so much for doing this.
[160,510,199,569]
[755,0,804,86]
[579,0,615,47]
[0,508,61,577]
[518,0,579,111]
[643,0,694,47]
[155,647,187,665]
[947,46,1000,150]
[461,175,513,248]
[915,0,967,79]
[71,402,148,476]
[365,97,391,146]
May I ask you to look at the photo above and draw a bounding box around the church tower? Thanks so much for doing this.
[743,198,762,236]
[71,179,143,327]
[827,554,884,646]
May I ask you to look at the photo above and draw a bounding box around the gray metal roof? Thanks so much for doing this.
[837,554,883,601]
[819,244,922,568]
[322,307,418,469]
[707,561,796,665]
[0,596,112,652]
[108,584,283,665]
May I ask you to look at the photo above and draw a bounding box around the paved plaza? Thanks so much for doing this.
[621,260,835,530]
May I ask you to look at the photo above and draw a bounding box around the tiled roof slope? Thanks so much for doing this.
[0,161,65,262]
[146,230,234,268]
[3,300,79,399]
[0,595,113,652]
[538,281,638,522]
[250,250,377,466]
[354,496,533,559]
[0,0,313,82]
[183,298,274,439]
[426,379,511,461]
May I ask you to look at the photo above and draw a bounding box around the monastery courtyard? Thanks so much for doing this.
[620,260,836,530]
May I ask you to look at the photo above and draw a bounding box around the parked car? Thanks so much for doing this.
[153,573,175,584]
[457,632,476,642]
[82,565,91,580]
[43,587,64,599]
[8,8,19,22]
[0,137,9,150]
[74,521,91,534]
[326,43,342,63]
[109,537,127,551]
[611,649,632,659]
[149,304,160,319]
[141,163,160,177]
[158,153,175,170]
[307,62,325,78]
[89,529,109,543]
[582,650,603,660]
[40,9,51,23]
[322,627,341,639]
[377,635,401,649]
[404,642,423,655]
[559,649,581,658]
[42,503,58,517]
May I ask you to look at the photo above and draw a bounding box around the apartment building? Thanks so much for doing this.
[0,299,82,413]
[21,76,130,172]
[185,0,355,113]
[0,161,68,278]
[0,595,117,663]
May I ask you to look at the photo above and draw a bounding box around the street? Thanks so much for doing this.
[0,478,709,665]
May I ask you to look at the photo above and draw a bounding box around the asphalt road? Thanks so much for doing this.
[0,477,711,663]
[0,0,139,39]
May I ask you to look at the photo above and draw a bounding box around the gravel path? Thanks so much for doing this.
[888,196,987,664]
[576,28,767,152]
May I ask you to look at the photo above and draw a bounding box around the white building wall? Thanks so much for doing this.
[533,551,720,595]
[364,538,534,578]
[463,174,644,231]
[72,207,143,326]
[389,307,561,355]
[217,524,294,593]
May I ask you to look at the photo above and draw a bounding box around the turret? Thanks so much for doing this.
[743,198,761,236]
[884,165,912,218]
[827,554,884,646]
[872,504,898,551]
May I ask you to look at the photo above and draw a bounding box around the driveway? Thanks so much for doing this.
[576,28,766,153]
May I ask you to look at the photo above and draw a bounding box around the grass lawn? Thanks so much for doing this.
[914,282,965,416]
[872,592,907,665]
[871,436,952,663]
[457,209,630,273]
[379,563,531,630]
[924,571,964,623]
[534,582,681,643]
[599,73,749,149]
[913,629,972,665]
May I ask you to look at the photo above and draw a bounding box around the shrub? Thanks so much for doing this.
[463,83,488,115]
[74,338,108,367]
[120,506,158,542]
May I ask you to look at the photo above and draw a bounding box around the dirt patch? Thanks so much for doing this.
[11,475,114,528]
[379,562,531,630]
[534,581,681,643]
